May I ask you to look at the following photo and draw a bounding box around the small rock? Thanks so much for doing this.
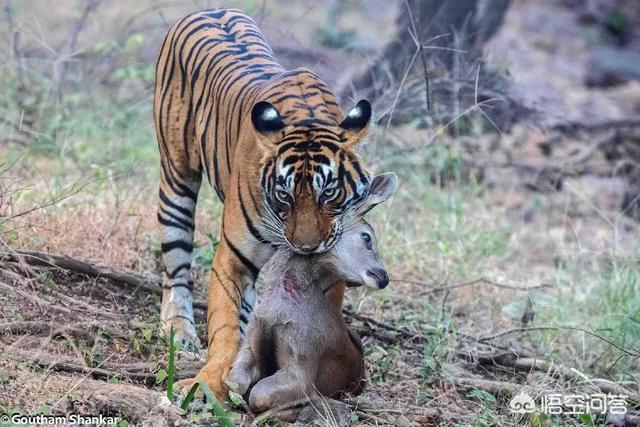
[393,414,413,427]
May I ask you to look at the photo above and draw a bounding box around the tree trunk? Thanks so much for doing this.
[341,0,511,126]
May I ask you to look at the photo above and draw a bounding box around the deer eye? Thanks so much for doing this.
[361,232,373,250]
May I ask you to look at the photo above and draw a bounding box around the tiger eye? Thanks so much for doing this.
[323,188,336,198]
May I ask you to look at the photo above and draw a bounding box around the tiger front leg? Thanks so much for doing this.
[193,241,257,400]
[158,173,202,355]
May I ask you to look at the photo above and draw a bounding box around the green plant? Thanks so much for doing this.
[164,326,235,424]
[166,326,176,400]
[181,381,236,427]
[467,389,499,427]
[420,306,456,388]
[364,344,401,384]
[193,233,221,272]
[155,368,168,385]
[536,254,640,379]
[606,11,627,35]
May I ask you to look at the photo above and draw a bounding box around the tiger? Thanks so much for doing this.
[153,7,393,397]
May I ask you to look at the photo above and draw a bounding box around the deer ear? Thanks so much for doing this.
[339,99,372,148]
[252,101,286,150]
[357,172,398,216]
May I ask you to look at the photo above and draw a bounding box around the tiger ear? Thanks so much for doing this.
[339,99,372,148]
[252,101,286,150]
[357,172,398,216]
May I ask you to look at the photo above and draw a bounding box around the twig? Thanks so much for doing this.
[52,0,101,101]
[0,320,52,335]
[390,276,552,295]
[477,326,564,342]
[552,118,640,134]
[455,376,521,396]
[0,278,72,315]
[1,249,210,311]
[85,382,188,425]
[473,324,639,357]
[383,49,419,130]
[4,348,200,383]
[404,0,431,111]
[1,250,162,293]
[1,178,94,222]
[474,64,502,134]
[342,308,421,344]
[10,374,189,426]
[486,356,640,402]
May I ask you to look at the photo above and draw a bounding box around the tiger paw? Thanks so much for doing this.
[175,377,197,394]
[161,318,202,358]
[194,362,232,401]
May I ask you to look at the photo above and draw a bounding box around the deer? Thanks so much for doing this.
[227,173,398,422]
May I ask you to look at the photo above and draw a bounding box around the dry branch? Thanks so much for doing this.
[0,250,210,311]
[473,324,639,357]
[0,279,73,315]
[343,396,440,426]
[5,249,431,352]
[84,382,188,427]
[455,376,521,396]
[4,348,200,383]
[476,326,563,342]
[7,371,189,426]
[52,0,101,101]
[473,351,640,403]
[391,276,552,295]
[496,357,640,402]
[0,320,52,335]
[2,250,161,293]
[551,118,640,134]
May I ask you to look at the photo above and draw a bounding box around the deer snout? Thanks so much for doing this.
[366,268,389,289]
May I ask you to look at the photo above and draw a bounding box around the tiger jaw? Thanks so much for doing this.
[284,233,333,255]
[292,241,330,255]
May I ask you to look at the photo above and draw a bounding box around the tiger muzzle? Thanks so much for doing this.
[286,214,331,254]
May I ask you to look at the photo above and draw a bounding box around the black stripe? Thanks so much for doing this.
[241,299,253,312]
[158,214,190,232]
[167,262,191,279]
[161,240,193,253]
[223,233,259,278]
[203,8,228,19]
[237,176,272,246]
[163,282,194,291]
[159,207,195,230]
[212,269,240,311]
[170,314,195,324]
[159,189,194,218]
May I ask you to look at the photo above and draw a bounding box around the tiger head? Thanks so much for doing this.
[252,99,393,254]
